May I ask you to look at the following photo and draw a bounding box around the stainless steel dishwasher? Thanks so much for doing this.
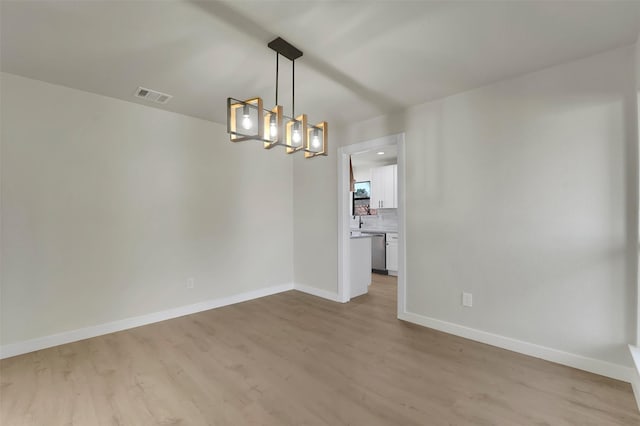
[368,233,387,274]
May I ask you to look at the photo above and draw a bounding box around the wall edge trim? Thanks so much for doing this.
[398,310,633,383]
[293,284,342,302]
[0,283,295,359]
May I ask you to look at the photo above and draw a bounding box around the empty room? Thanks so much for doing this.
[2,1,640,425]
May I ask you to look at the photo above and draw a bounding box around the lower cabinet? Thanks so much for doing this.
[386,232,398,276]
[351,237,372,298]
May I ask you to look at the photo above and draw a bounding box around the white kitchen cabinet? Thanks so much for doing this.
[386,232,398,275]
[350,236,372,298]
[369,166,383,209]
[370,164,397,209]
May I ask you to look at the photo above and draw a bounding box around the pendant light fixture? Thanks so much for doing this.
[227,37,327,158]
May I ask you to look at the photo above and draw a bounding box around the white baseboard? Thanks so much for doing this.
[398,310,633,383]
[5,284,631,386]
[294,284,341,302]
[0,283,294,360]
[629,345,640,410]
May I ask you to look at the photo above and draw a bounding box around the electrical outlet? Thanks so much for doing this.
[187,278,194,289]
[462,292,472,307]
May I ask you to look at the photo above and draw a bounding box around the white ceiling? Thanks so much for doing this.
[352,145,398,170]
[2,1,639,127]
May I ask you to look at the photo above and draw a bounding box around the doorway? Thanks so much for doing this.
[337,133,406,317]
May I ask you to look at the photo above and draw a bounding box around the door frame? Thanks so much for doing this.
[337,133,406,316]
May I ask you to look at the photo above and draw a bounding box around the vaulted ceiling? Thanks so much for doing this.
[2,1,639,127]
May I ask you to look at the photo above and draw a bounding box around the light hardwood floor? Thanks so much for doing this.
[2,274,639,425]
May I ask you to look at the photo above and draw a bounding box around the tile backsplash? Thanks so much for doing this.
[351,208,398,230]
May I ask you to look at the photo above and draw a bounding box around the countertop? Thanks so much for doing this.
[350,233,374,239]
[351,228,398,234]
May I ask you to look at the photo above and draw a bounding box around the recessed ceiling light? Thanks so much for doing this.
[377,151,385,155]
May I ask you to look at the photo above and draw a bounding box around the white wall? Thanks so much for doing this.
[0,73,294,346]
[292,144,339,294]
[296,46,638,370]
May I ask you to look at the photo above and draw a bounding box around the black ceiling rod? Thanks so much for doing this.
[267,37,303,118]
[275,52,279,106]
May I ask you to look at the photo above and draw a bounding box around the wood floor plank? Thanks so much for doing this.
[1,274,638,425]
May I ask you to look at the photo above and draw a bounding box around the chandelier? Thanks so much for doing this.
[227,37,327,158]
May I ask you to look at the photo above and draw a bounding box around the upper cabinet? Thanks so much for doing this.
[370,164,397,209]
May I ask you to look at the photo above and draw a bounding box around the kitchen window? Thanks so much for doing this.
[353,181,375,216]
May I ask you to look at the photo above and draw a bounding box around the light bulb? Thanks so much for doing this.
[292,128,301,145]
[311,130,320,149]
[241,104,252,130]
[242,114,252,130]
[270,118,277,138]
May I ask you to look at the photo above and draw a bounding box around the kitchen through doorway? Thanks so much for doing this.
[337,134,406,316]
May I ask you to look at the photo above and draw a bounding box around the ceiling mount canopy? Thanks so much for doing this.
[227,37,327,158]
[268,37,302,61]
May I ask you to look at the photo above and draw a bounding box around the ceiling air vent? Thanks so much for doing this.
[134,86,172,104]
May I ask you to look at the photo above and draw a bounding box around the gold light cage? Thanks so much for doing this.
[226,37,327,159]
